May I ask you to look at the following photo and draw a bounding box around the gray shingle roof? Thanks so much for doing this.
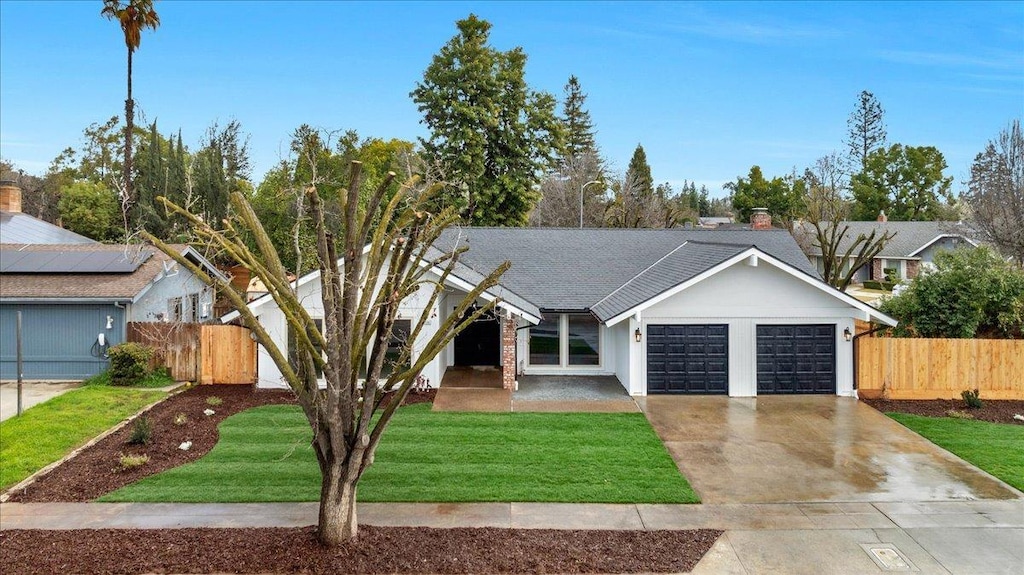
[436,227,819,319]
[0,211,97,245]
[796,221,976,258]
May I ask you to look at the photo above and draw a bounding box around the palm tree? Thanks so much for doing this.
[101,0,160,211]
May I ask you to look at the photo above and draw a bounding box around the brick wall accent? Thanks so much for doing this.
[871,258,883,281]
[0,183,22,213]
[906,260,921,280]
[501,316,516,390]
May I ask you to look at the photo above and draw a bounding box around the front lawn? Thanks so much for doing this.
[0,386,167,490]
[888,413,1024,491]
[103,403,697,503]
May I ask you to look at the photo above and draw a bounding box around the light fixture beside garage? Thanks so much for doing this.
[634,328,642,342]
[843,327,852,341]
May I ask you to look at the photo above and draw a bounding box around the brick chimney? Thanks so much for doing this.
[750,207,772,230]
[0,180,22,213]
[877,210,887,223]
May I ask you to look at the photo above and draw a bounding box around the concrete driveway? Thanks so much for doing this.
[638,395,1021,504]
[0,381,79,422]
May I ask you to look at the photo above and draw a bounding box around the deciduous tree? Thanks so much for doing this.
[58,180,121,241]
[966,119,1024,263]
[145,162,508,545]
[411,15,563,226]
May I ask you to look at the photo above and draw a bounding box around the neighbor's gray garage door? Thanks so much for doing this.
[647,324,728,394]
[756,324,835,394]
[0,303,125,380]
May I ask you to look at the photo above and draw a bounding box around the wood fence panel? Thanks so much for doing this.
[858,338,1024,399]
[200,324,256,384]
[127,322,201,382]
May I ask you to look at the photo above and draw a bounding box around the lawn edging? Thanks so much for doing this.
[0,385,184,502]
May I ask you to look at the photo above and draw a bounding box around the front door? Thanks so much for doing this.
[454,307,500,366]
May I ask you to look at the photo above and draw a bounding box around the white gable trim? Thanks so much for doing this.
[603,247,898,328]
[222,247,541,325]
[907,234,979,257]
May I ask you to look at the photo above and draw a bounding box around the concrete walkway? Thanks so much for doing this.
[2,500,1021,573]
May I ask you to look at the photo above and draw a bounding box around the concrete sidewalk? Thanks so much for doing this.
[2,500,1022,573]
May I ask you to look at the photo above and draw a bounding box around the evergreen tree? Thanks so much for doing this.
[851,144,954,221]
[625,144,654,199]
[561,75,597,161]
[411,15,563,226]
[845,90,887,170]
[726,166,805,226]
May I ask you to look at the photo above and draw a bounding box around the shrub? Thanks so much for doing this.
[173,413,188,426]
[206,396,223,406]
[118,453,149,471]
[108,342,155,386]
[961,388,983,409]
[127,416,153,445]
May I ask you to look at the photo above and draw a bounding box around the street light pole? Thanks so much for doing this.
[580,180,601,228]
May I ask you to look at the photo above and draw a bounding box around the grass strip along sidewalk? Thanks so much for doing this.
[888,413,1024,492]
[1,386,167,490]
[103,403,697,503]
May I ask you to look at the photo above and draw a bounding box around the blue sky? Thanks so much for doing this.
[1,1,1021,197]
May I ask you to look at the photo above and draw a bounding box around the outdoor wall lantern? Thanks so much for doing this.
[843,327,853,342]
[634,328,642,342]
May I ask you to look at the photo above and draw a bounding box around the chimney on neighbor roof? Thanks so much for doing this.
[0,180,22,213]
[877,210,888,223]
[751,207,772,230]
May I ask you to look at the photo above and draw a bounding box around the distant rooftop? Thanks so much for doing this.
[0,211,97,245]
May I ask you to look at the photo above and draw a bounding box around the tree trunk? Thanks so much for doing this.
[316,463,358,545]
[125,48,134,207]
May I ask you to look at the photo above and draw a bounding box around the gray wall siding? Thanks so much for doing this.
[917,237,963,264]
[133,269,214,322]
[0,303,126,379]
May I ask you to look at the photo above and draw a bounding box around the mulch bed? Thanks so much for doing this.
[6,385,436,502]
[861,398,1024,425]
[0,526,723,574]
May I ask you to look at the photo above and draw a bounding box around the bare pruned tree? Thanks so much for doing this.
[143,161,508,545]
[799,153,894,291]
[530,151,604,227]
[967,119,1024,264]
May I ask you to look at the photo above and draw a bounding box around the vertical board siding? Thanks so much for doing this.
[858,338,1024,399]
[0,304,125,379]
[127,323,256,384]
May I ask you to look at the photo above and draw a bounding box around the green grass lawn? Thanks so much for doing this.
[102,403,697,504]
[0,386,167,490]
[888,413,1024,492]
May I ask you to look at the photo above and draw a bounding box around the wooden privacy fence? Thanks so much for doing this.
[127,323,256,384]
[857,337,1024,400]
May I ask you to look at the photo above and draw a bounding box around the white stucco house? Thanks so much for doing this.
[233,222,896,398]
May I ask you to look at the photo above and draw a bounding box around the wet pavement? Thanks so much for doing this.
[638,395,1022,504]
[0,381,79,422]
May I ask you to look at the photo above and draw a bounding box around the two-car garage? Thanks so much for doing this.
[646,323,836,395]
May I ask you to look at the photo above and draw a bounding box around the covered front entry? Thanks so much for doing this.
[646,324,728,394]
[756,324,836,394]
[453,308,500,367]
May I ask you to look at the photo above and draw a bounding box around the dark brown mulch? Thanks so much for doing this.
[0,526,723,574]
[861,398,1024,425]
[7,385,436,502]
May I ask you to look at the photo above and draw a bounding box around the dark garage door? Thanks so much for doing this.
[647,324,728,394]
[0,303,125,380]
[756,324,835,394]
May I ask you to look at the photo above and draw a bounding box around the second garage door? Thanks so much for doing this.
[647,324,728,394]
[756,324,836,394]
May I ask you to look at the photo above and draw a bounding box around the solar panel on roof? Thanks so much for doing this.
[0,249,151,273]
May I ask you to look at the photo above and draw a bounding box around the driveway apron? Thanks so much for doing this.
[638,395,1021,504]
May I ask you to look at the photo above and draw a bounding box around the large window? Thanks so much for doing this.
[383,319,412,376]
[529,313,601,367]
[529,317,560,365]
[568,314,600,365]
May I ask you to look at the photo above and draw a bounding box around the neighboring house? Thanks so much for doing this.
[0,182,226,379]
[796,212,978,283]
[232,218,896,398]
[697,216,734,228]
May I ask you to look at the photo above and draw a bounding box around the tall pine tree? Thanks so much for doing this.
[845,90,887,170]
[411,15,563,226]
[561,76,597,161]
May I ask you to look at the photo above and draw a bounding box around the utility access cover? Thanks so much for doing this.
[859,544,917,572]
